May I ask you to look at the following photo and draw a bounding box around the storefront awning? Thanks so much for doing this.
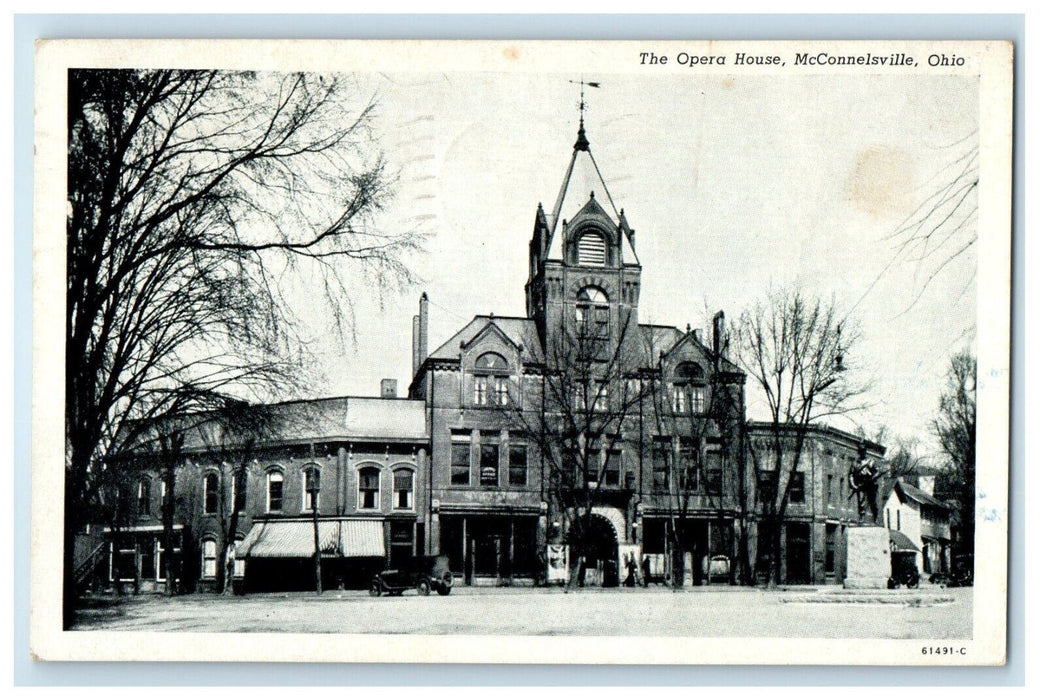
[236,520,385,559]
[889,529,921,553]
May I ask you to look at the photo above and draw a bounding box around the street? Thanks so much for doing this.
[72,586,973,638]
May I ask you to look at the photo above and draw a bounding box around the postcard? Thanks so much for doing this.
[32,38,1012,665]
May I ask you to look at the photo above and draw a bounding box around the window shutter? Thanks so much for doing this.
[577,232,607,266]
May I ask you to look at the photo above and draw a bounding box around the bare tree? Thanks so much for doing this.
[734,285,869,586]
[64,69,420,625]
[640,316,747,588]
[932,349,976,577]
[500,308,651,588]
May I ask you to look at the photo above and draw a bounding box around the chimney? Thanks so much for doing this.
[412,314,421,375]
[713,311,725,358]
[381,378,398,399]
[418,292,429,370]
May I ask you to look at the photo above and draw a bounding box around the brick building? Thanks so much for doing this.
[79,118,885,593]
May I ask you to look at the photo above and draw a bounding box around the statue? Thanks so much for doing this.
[848,455,881,524]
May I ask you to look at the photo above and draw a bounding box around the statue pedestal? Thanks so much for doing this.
[843,526,890,589]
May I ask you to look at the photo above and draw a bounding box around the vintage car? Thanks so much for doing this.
[370,555,454,596]
[888,550,921,589]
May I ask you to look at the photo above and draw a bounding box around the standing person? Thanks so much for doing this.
[625,553,638,587]
[577,555,587,588]
[641,555,652,588]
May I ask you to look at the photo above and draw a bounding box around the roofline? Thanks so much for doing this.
[747,421,886,454]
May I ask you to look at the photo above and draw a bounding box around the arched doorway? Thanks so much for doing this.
[567,513,619,587]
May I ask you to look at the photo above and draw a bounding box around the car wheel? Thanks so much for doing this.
[417,579,431,596]
[437,584,451,596]
[369,578,382,597]
[906,577,919,589]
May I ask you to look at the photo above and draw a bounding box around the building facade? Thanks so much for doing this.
[79,119,885,593]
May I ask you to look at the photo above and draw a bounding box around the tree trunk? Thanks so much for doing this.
[670,545,686,590]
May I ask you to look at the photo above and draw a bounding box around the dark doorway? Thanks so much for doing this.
[785,522,811,584]
[568,514,619,586]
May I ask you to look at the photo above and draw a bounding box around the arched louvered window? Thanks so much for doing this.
[576,230,608,267]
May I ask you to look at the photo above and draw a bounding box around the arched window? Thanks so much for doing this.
[302,465,320,512]
[575,286,610,342]
[672,361,707,415]
[576,230,608,267]
[203,473,219,514]
[137,477,151,516]
[473,352,509,406]
[393,468,414,510]
[201,538,218,579]
[266,471,283,513]
[232,535,246,578]
[358,466,380,510]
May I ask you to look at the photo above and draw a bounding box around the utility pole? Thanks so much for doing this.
[310,444,322,595]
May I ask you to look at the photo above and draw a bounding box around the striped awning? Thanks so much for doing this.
[236,520,385,559]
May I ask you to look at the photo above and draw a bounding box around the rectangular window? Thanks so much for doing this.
[757,470,776,505]
[605,451,621,487]
[473,375,488,405]
[480,443,499,486]
[574,382,586,411]
[825,526,837,574]
[232,475,245,513]
[673,385,687,413]
[788,472,806,503]
[138,480,151,517]
[653,441,671,490]
[585,450,601,484]
[681,439,699,488]
[825,472,833,505]
[493,377,509,406]
[694,387,707,414]
[509,445,528,485]
[593,383,608,412]
[451,441,471,485]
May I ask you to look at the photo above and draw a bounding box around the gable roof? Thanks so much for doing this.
[895,480,953,512]
[658,329,744,375]
[427,316,543,364]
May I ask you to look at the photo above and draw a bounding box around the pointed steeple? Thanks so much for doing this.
[574,116,590,152]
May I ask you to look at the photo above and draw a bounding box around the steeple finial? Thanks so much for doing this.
[569,78,600,152]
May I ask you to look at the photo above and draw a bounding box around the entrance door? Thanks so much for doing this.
[568,514,619,587]
[785,523,811,584]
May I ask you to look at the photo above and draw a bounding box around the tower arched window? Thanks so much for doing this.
[576,230,608,267]
[575,286,610,345]
[473,352,510,406]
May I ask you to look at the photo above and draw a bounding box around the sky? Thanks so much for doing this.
[296,71,978,455]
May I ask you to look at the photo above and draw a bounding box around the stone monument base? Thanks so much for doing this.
[843,526,890,589]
